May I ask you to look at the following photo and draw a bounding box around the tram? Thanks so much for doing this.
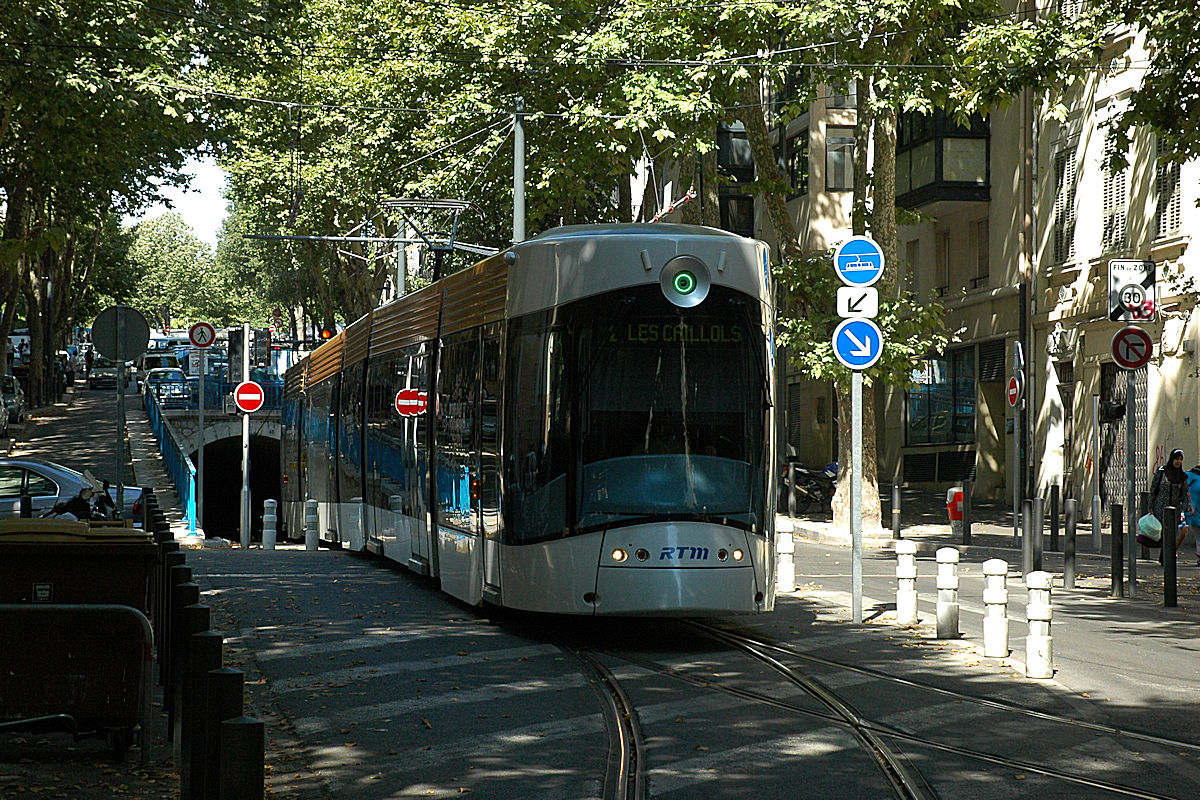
[281,224,777,615]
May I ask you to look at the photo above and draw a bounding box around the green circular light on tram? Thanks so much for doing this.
[673,270,697,295]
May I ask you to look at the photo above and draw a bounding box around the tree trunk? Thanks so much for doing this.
[738,78,801,263]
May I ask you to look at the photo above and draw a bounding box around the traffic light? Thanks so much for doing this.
[227,327,244,383]
[252,327,270,366]
[320,328,333,340]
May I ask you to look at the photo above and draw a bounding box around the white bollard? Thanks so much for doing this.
[776,520,795,593]
[982,558,1009,658]
[935,547,960,639]
[262,499,278,550]
[895,540,918,625]
[304,499,319,552]
[1025,570,1054,679]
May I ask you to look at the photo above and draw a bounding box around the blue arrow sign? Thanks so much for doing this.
[833,236,885,287]
[832,318,884,370]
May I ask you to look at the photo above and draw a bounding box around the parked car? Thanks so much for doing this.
[88,356,121,389]
[144,367,189,408]
[0,458,142,519]
[136,352,181,390]
[1,374,24,424]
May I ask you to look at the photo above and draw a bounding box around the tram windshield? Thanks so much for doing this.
[576,287,768,532]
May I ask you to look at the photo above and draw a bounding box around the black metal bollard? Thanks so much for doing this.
[219,717,265,800]
[1022,499,1033,576]
[1050,484,1060,552]
[1164,507,1178,608]
[1031,496,1044,573]
[205,669,245,800]
[171,599,207,747]
[787,461,795,517]
[892,484,901,540]
[962,479,972,546]
[166,575,197,718]
[1064,499,1077,590]
[1111,504,1124,598]
[183,631,223,800]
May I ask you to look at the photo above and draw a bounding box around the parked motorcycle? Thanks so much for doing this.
[39,471,120,521]
[780,461,837,514]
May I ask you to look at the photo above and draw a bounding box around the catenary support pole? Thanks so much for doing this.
[892,484,901,540]
[512,97,525,244]
[1092,395,1102,550]
[1021,499,1033,576]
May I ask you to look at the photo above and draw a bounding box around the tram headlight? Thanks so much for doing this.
[660,255,711,308]
[717,549,728,561]
[732,549,744,562]
[611,548,627,562]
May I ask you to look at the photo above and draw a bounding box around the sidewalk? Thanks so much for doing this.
[783,484,1200,607]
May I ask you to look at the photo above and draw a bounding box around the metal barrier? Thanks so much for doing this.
[144,390,198,534]
[0,603,154,764]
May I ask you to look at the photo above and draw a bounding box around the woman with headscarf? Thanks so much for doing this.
[1150,449,1192,553]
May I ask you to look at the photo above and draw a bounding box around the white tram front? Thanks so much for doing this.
[281,224,777,615]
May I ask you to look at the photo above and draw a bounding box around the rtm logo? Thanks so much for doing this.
[660,546,709,560]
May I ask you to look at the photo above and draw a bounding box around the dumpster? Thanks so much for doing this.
[0,519,156,613]
[0,603,153,761]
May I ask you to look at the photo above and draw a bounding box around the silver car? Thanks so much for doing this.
[0,458,143,520]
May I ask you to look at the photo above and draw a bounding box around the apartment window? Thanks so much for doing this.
[904,239,920,296]
[1155,137,1182,239]
[907,347,976,445]
[786,130,809,197]
[828,80,857,109]
[825,126,855,191]
[972,219,989,287]
[1101,133,1127,252]
[1052,147,1077,264]
[935,232,950,295]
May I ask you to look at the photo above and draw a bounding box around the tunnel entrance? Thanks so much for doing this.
[193,435,280,541]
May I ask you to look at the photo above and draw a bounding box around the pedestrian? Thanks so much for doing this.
[84,347,94,379]
[1185,463,1200,564]
[1150,449,1192,554]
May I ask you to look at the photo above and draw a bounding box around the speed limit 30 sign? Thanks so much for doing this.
[1108,259,1156,322]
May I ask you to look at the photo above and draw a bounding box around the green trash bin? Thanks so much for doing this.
[0,519,157,613]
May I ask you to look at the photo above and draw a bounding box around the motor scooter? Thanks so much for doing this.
[780,453,837,514]
[39,471,120,521]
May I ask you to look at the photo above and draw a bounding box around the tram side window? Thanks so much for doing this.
[480,329,502,539]
[504,322,569,543]
[436,333,480,533]
[304,380,337,503]
[280,394,302,503]
[338,361,365,501]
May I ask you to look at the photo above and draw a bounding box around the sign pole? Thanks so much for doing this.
[241,322,251,548]
[1092,394,1102,550]
[197,349,205,531]
[1126,374,1137,594]
[1011,342,1025,548]
[851,370,863,623]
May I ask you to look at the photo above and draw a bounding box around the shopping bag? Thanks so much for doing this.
[1137,513,1162,541]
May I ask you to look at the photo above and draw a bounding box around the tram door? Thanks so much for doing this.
[481,331,502,594]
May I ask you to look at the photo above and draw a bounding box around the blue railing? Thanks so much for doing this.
[182,377,284,411]
[144,390,198,534]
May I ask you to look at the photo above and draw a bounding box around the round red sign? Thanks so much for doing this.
[189,321,217,348]
[1111,326,1153,370]
[1007,377,1020,407]
[394,388,428,417]
[234,380,265,413]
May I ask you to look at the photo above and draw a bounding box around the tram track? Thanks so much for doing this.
[674,620,1194,800]
[558,644,648,800]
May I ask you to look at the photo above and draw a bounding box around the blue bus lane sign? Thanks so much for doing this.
[833,236,885,287]
[832,318,884,370]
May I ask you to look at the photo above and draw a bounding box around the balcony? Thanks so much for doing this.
[896,110,990,208]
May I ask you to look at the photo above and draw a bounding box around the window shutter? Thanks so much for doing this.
[1053,148,1077,264]
[1155,137,1181,239]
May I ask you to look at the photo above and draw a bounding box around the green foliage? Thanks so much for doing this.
[124,213,214,327]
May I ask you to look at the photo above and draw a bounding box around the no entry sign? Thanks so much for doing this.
[1007,374,1023,407]
[395,388,428,417]
[234,380,265,413]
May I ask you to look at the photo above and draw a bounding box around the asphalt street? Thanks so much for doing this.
[3,386,1200,799]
